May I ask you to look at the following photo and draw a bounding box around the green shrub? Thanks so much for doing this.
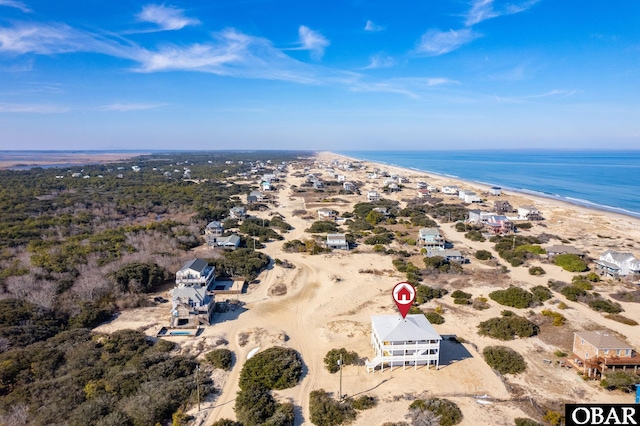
[541,310,566,326]
[415,285,448,304]
[571,277,594,290]
[306,221,339,233]
[111,262,167,293]
[465,230,485,242]
[515,418,542,426]
[601,371,640,392]
[239,347,302,390]
[516,222,533,229]
[478,316,539,340]
[451,290,472,299]
[408,398,463,426]
[309,389,356,426]
[554,254,588,272]
[205,349,233,370]
[516,245,545,255]
[528,266,546,276]
[489,287,534,309]
[453,298,471,305]
[323,348,359,373]
[605,314,638,326]
[212,420,242,426]
[425,312,445,324]
[235,383,277,426]
[531,285,552,302]
[475,250,493,260]
[455,222,467,232]
[554,350,568,358]
[560,285,586,301]
[352,395,377,410]
[364,233,393,245]
[588,299,623,314]
[483,346,527,374]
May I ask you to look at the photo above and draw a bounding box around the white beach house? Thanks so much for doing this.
[366,314,442,372]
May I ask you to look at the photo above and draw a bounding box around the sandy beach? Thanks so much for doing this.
[95,151,640,425]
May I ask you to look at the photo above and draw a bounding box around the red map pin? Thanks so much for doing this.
[393,282,416,319]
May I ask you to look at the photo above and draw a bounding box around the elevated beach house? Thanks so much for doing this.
[367,190,381,202]
[175,258,215,289]
[317,208,338,221]
[517,205,542,221]
[595,250,640,280]
[204,221,224,237]
[417,228,445,249]
[170,285,214,327]
[572,330,640,378]
[366,314,442,372]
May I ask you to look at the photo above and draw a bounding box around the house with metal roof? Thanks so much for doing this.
[366,315,442,372]
[326,234,349,250]
[175,258,215,288]
[546,244,585,258]
[595,250,640,279]
[417,228,445,249]
[205,221,224,237]
[170,285,214,327]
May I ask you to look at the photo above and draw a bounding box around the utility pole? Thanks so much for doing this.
[512,234,516,251]
[195,364,201,412]
[338,353,343,401]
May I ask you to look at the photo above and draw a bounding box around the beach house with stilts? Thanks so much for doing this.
[366,314,442,372]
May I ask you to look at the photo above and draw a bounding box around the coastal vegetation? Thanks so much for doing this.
[408,398,463,426]
[324,348,360,373]
[483,346,527,374]
[478,312,539,340]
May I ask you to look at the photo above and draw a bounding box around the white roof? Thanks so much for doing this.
[371,314,442,342]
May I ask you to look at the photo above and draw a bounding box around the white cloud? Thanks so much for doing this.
[363,54,395,69]
[0,103,68,113]
[0,0,31,13]
[364,20,385,32]
[350,77,460,98]
[495,89,577,103]
[416,28,480,56]
[296,25,329,60]
[137,4,199,31]
[98,103,167,112]
[465,0,540,26]
[0,24,80,54]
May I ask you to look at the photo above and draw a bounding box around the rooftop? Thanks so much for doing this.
[372,314,442,342]
[575,330,633,350]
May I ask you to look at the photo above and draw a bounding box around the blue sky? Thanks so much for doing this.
[0,0,639,150]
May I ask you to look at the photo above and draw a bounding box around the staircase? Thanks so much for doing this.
[365,356,382,372]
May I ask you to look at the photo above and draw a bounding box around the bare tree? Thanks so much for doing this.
[0,403,29,426]
[406,408,441,426]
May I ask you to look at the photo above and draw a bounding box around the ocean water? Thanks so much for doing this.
[338,150,640,219]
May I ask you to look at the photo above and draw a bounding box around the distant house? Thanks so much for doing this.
[261,181,272,191]
[367,191,381,202]
[372,207,389,217]
[518,205,542,221]
[442,185,459,195]
[209,234,241,250]
[572,330,640,378]
[317,208,338,221]
[416,182,427,189]
[486,215,513,234]
[425,248,466,263]
[463,191,481,204]
[170,285,214,327]
[249,190,265,203]
[175,259,215,289]
[467,210,492,224]
[489,186,502,196]
[494,200,514,214]
[417,228,445,249]
[387,183,400,192]
[337,175,346,182]
[365,314,442,372]
[416,189,430,199]
[326,234,349,250]
[205,221,224,237]
[595,250,640,279]
[343,182,355,192]
[229,206,247,220]
[546,245,585,258]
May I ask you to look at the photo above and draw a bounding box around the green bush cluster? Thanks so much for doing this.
[235,347,301,426]
[415,285,448,304]
[351,395,377,410]
[306,221,339,233]
[528,266,546,276]
[205,348,233,370]
[604,314,638,326]
[425,311,445,324]
[554,254,588,272]
[478,315,539,340]
[309,389,357,426]
[601,371,640,392]
[530,285,552,302]
[464,230,485,242]
[483,345,527,374]
[0,328,210,425]
[491,235,541,267]
[489,287,534,309]
[452,290,472,305]
[209,248,270,280]
[475,249,493,260]
[423,256,463,274]
[111,261,167,293]
[323,348,360,373]
[515,418,542,426]
[408,398,463,426]
[541,310,566,326]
